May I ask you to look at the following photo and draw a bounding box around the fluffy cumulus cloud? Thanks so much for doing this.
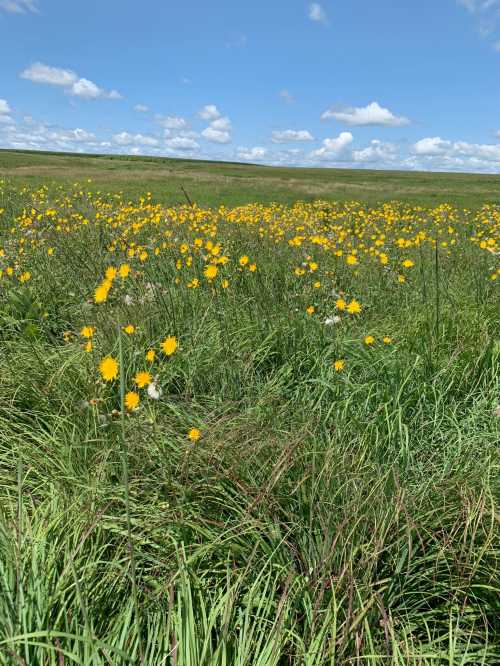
[201,127,231,143]
[0,0,37,13]
[271,129,314,143]
[199,106,232,144]
[198,104,221,121]
[112,131,159,147]
[165,136,200,151]
[412,135,500,169]
[134,104,149,113]
[20,62,122,100]
[237,146,267,161]
[0,99,13,123]
[322,101,409,127]
[308,3,328,25]
[352,139,397,163]
[311,132,354,159]
[158,115,188,130]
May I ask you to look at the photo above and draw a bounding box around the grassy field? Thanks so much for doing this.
[0,155,499,664]
[2,148,500,208]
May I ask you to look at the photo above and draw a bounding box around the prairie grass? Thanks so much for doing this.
[0,178,498,664]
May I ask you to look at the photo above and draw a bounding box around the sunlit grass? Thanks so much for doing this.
[0,179,498,664]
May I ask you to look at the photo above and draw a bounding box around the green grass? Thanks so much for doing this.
[2,147,500,208]
[0,174,498,664]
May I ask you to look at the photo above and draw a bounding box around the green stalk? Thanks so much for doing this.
[118,328,143,663]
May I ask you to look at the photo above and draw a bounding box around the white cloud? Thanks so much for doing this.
[0,120,99,152]
[279,89,294,103]
[198,104,221,121]
[200,109,232,144]
[201,126,231,144]
[322,101,409,127]
[70,128,95,142]
[411,135,500,170]
[0,0,37,13]
[112,131,158,147]
[352,139,397,163]
[70,78,101,99]
[134,104,149,113]
[311,131,354,159]
[271,129,314,143]
[20,62,122,100]
[21,62,77,86]
[309,2,328,24]
[210,116,231,131]
[0,100,11,114]
[413,137,449,155]
[158,115,188,129]
[495,129,500,138]
[165,136,199,151]
[237,146,267,161]
[0,99,13,124]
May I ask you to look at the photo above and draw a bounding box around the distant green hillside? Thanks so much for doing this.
[1,148,499,207]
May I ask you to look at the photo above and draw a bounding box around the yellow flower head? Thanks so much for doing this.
[188,427,201,442]
[134,371,152,388]
[161,336,177,356]
[123,324,135,335]
[346,299,362,315]
[306,305,315,315]
[383,336,392,344]
[124,391,140,411]
[80,326,95,338]
[105,266,117,280]
[333,359,345,372]
[364,335,375,346]
[119,263,131,279]
[402,259,414,268]
[204,264,218,280]
[99,356,118,381]
[146,349,156,362]
[239,255,249,266]
[94,283,110,304]
[221,279,229,289]
[335,298,346,311]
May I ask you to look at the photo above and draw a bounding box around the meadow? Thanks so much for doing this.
[0,152,498,664]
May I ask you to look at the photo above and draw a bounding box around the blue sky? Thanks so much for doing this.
[1,0,500,172]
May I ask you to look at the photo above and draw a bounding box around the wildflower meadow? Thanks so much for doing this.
[0,177,498,664]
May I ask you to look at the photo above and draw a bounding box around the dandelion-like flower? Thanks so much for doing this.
[204,264,218,280]
[99,356,118,381]
[161,336,177,356]
[134,371,152,388]
[80,326,95,338]
[347,299,361,314]
[124,391,140,411]
[188,427,201,442]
